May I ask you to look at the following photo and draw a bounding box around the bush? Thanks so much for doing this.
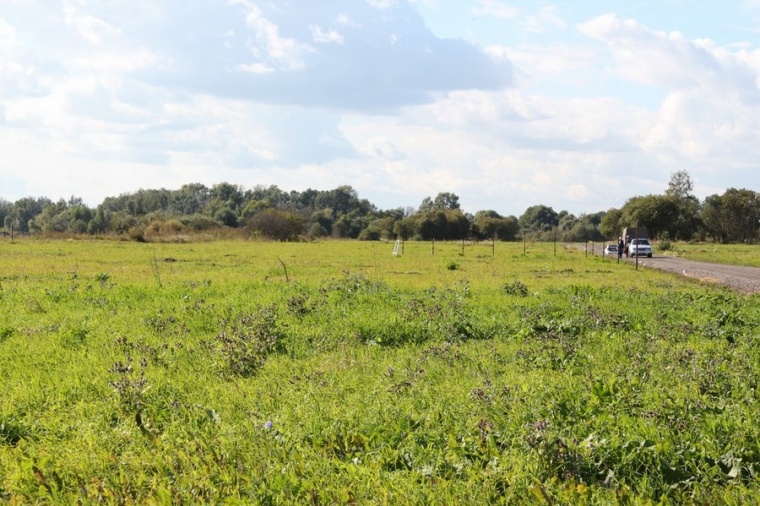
[181,214,220,231]
[358,226,382,241]
[503,280,529,297]
[127,226,146,242]
[246,209,304,241]
[216,306,283,376]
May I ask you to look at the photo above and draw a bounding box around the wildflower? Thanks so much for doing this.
[264,420,272,429]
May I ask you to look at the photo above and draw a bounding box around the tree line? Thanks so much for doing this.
[0,172,757,243]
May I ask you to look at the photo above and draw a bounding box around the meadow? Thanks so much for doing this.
[1,238,759,504]
[664,242,760,268]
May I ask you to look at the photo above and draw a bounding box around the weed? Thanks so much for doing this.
[0,327,14,343]
[0,415,31,446]
[503,280,529,297]
[216,306,283,376]
[109,354,150,433]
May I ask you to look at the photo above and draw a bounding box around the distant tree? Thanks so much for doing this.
[213,206,238,227]
[418,192,461,213]
[666,170,694,199]
[414,209,469,240]
[246,209,304,241]
[519,205,559,232]
[700,188,760,243]
[210,182,245,209]
[433,192,460,210]
[663,170,700,240]
[418,196,434,213]
[246,185,288,210]
[393,217,416,240]
[357,226,383,241]
[472,210,519,240]
[0,199,12,229]
[310,209,334,236]
[11,196,50,233]
[316,186,361,216]
[172,183,210,215]
[620,195,680,239]
[599,208,623,239]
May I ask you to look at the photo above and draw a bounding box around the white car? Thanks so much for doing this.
[604,244,619,256]
[628,238,653,258]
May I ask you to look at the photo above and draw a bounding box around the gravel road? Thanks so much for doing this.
[623,255,760,294]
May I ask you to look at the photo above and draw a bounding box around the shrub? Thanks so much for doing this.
[503,280,529,297]
[128,226,146,242]
[216,306,283,376]
[357,226,382,241]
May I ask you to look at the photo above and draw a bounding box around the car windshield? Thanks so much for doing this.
[608,246,617,250]
[632,239,650,245]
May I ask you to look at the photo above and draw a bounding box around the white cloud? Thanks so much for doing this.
[1,1,758,215]
[578,14,739,91]
[63,1,122,45]
[367,0,395,9]
[311,25,344,44]
[237,2,309,71]
[0,19,16,50]
[524,5,566,33]
[472,0,520,20]
[336,14,360,28]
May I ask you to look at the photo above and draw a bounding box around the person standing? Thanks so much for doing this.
[617,237,624,260]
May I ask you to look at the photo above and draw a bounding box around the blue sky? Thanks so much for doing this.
[1,0,759,216]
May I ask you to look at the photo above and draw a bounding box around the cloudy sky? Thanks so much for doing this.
[1,1,759,216]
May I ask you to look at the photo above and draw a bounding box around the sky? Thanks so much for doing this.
[1,0,759,217]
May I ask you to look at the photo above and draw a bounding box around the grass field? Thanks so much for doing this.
[1,238,759,504]
[665,242,760,268]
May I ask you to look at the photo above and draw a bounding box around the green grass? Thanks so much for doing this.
[663,242,760,268]
[1,238,759,504]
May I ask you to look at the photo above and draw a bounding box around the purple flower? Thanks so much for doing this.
[264,420,272,429]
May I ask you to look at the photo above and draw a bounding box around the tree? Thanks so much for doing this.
[172,183,210,215]
[11,197,50,233]
[393,217,416,240]
[700,188,760,243]
[472,211,519,240]
[599,208,623,239]
[666,170,694,199]
[519,205,559,232]
[246,209,304,241]
[620,195,680,239]
[664,170,700,240]
[433,192,460,210]
[315,186,360,217]
[418,192,461,213]
[0,199,12,230]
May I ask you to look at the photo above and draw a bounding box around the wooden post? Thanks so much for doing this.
[635,225,639,270]
[553,228,557,256]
